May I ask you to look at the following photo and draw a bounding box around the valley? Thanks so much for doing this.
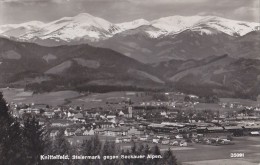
[1,1,260,165]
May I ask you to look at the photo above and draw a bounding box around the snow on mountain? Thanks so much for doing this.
[1,13,259,44]
[196,16,260,36]
[21,13,120,41]
[150,15,260,36]
[151,15,204,33]
[0,21,44,37]
[116,19,150,31]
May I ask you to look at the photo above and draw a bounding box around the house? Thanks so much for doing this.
[122,107,133,118]
[119,110,125,116]
[204,127,231,137]
[196,127,207,134]
[19,108,41,114]
[95,122,114,129]
[50,130,59,139]
[73,113,85,123]
[107,115,116,120]
[249,131,260,136]
[67,136,88,145]
[104,127,130,136]
[38,118,46,125]
[43,111,55,118]
[51,119,74,127]
[127,127,143,136]
[83,128,95,135]
[74,128,83,136]
[161,111,167,117]
[94,128,106,135]
[242,125,260,135]
[147,123,176,133]
[224,126,243,136]
[66,110,78,118]
[243,125,260,131]
[206,127,224,133]
[64,128,76,136]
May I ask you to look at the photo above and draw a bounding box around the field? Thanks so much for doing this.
[118,136,260,164]
[0,88,152,107]
[194,103,242,112]
[67,91,152,108]
[1,88,81,106]
[68,135,260,164]
[2,88,259,109]
[220,98,260,106]
[183,159,258,165]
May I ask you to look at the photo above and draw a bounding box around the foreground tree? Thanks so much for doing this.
[161,148,178,165]
[23,117,48,165]
[151,145,161,165]
[81,134,102,165]
[102,141,120,165]
[51,130,72,165]
[120,149,131,165]
[0,92,26,165]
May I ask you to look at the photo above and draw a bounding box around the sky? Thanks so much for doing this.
[0,0,259,25]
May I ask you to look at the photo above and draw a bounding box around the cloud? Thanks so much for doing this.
[0,0,209,5]
[197,11,224,17]
[0,0,70,4]
[0,0,259,25]
[128,0,207,4]
[233,6,259,22]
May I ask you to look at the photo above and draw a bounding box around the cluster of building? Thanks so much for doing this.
[7,92,260,147]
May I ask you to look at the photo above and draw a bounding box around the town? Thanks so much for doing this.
[6,89,260,157]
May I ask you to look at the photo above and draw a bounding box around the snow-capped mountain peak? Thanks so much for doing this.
[20,13,120,42]
[151,15,260,36]
[116,19,150,31]
[195,16,260,36]
[0,13,259,46]
[151,15,204,33]
[0,21,44,37]
[70,13,115,31]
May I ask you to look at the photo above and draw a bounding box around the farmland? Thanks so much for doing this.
[1,88,81,106]
[67,135,260,164]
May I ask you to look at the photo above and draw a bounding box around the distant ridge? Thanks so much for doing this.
[0,13,259,45]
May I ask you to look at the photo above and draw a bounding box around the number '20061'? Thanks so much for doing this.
[230,153,244,158]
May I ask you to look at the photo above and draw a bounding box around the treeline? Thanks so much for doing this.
[184,95,219,103]
[75,85,149,93]
[169,82,259,101]
[0,92,179,165]
[25,81,151,94]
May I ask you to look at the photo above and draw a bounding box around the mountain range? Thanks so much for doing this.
[0,37,260,99]
[0,13,260,99]
[0,13,259,63]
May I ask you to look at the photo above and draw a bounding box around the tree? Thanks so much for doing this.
[0,92,26,165]
[81,134,102,165]
[151,145,161,165]
[0,92,9,118]
[143,144,151,156]
[136,144,147,165]
[142,144,152,165]
[184,95,191,102]
[130,142,143,165]
[22,117,47,165]
[102,141,119,165]
[120,149,131,165]
[52,130,71,165]
[76,106,81,111]
[162,148,178,165]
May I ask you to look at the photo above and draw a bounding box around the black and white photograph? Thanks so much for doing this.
[0,0,260,164]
